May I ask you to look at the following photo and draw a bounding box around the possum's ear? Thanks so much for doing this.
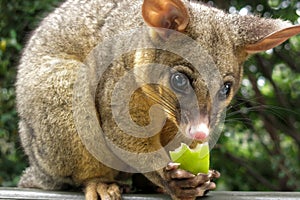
[244,24,300,54]
[142,0,189,34]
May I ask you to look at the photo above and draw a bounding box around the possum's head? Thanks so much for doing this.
[131,0,300,147]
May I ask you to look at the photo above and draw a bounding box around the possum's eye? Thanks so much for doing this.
[218,82,232,100]
[170,72,190,94]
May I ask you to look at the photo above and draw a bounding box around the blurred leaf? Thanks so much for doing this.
[0,0,60,187]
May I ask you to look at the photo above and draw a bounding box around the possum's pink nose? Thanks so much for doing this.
[188,123,209,141]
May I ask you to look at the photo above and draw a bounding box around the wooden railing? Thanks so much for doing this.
[0,187,299,200]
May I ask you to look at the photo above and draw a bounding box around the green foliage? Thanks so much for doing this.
[210,0,300,192]
[0,0,60,186]
[0,0,299,192]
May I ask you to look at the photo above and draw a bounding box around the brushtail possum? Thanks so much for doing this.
[16,0,300,199]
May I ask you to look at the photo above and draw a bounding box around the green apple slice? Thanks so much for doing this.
[169,142,210,175]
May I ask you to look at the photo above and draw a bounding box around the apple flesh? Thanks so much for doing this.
[169,142,210,175]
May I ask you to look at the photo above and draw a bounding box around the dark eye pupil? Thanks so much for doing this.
[171,73,189,93]
[219,82,232,100]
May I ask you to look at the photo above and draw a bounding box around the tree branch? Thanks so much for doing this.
[224,152,279,190]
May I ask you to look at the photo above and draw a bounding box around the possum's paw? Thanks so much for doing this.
[163,163,220,200]
[85,180,121,200]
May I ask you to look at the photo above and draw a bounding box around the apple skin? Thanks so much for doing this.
[169,142,210,175]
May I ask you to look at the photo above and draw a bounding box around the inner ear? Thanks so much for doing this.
[245,25,300,54]
[142,0,189,32]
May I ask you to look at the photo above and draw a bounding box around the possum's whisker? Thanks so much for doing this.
[227,103,298,124]
[224,118,254,125]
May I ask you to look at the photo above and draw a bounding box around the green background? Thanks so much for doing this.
[0,0,299,191]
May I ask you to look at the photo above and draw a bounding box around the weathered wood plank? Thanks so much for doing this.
[0,188,300,200]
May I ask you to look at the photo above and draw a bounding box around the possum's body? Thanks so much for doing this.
[16,0,300,199]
